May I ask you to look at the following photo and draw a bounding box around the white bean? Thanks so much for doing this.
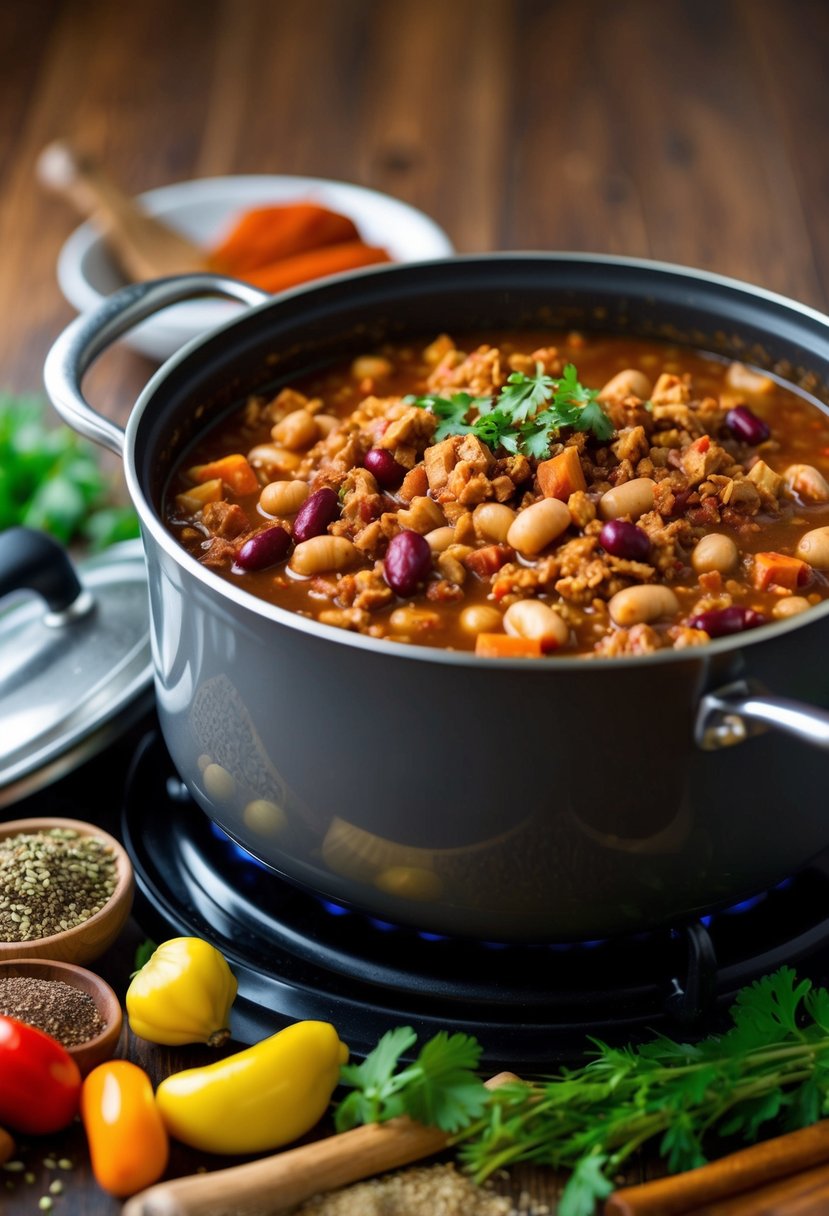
[725,362,775,395]
[504,600,569,649]
[599,477,656,521]
[795,526,829,569]
[772,596,813,619]
[248,444,301,475]
[459,604,503,634]
[691,533,739,575]
[271,410,320,451]
[598,368,652,401]
[784,464,829,503]
[259,480,309,516]
[507,498,571,556]
[473,502,516,543]
[608,584,679,626]
[290,536,359,576]
[424,526,456,552]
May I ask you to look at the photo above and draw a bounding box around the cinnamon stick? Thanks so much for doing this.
[690,1160,829,1214]
[604,1120,829,1216]
[123,1071,518,1216]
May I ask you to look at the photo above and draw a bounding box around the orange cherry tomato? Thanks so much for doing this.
[81,1060,169,1197]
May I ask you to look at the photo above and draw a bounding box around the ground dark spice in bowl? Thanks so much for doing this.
[0,828,117,942]
[0,975,105,1046]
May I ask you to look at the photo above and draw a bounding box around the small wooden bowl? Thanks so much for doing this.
[0,817,134,965]
[0,958,122,1075]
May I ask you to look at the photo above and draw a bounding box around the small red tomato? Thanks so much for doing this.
[0,1015,81,1134]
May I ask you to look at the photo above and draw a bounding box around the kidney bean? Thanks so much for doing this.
[599,520,651,560]
[363,448,406,489]
[688,605,767,637]
[236,526,291,571]
[384,530,432,596]
[725,405,771,445]
[293,487,339,542]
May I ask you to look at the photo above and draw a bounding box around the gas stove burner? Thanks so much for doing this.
[123,732,829,1069]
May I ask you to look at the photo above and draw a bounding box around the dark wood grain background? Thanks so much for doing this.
[2,0,829,1212]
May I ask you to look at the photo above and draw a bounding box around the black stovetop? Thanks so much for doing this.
[99,727,829,1071]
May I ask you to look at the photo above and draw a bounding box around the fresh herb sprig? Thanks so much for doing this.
[407,362,614,459]
[336,1026,488,1134]
[335,968,829,1216]
[0,392,139,548]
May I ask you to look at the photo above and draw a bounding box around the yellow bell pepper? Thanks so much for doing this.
[155,1020,348,1155]
[126,937,237,1047]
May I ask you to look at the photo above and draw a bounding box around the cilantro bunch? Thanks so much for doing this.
[0,392,138,549]
[408,362,614,459]
[335,968,829,1216]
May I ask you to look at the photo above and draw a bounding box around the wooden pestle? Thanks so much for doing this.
[36,139,205,281]
[123,1071,519,1216]
[605,1120,829,1216]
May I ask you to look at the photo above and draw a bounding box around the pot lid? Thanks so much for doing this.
[0,529,153,806]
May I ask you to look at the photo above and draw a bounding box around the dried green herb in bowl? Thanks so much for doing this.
[0,818,133,965]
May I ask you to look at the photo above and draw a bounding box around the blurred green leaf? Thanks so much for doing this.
[83,507,141,551]
[0,392,134,549]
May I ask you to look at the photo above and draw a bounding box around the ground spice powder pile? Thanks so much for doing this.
[0,829,117,942]
[0,976,105,1046]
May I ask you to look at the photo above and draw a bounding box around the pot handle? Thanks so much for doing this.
[43,274,269,456]
[695,680,829,751]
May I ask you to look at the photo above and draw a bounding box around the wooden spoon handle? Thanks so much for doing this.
[124,1072,518,1216]
[36,140,204,280]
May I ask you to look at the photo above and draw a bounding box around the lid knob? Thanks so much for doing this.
[0,527,92,622]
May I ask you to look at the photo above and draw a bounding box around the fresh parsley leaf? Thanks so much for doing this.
[336,1027,486,1135]
[336,1025,418,1130]
[405,392,484,442]
[558,1153,614,1216]
[408,363,612,457]
[498,364,557,423]
[402,1032,487,1133]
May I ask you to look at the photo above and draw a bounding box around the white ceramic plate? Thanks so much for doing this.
[57,174,455,362]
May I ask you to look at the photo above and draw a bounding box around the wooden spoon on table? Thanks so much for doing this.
[36,140,206,281]
[123,1071,518,1216]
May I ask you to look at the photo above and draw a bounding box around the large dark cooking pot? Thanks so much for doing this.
[44,255,829,942]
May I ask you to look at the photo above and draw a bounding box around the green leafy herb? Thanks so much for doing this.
[131,937,157,976]
[334,968,829,1216]
[407,363,613,459]
[336,1025,487,1134]
[0,392,139,547]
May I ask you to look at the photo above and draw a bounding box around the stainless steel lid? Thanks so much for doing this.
[0,529,153,806]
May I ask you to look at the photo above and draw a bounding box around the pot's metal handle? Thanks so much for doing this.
[43,274,269,456]
[696,680,829,751]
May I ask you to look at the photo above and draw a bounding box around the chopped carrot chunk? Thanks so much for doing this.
[752,551,810,591]
[537,447,586,500]
[475,633,543,658]
[188,454,259,496]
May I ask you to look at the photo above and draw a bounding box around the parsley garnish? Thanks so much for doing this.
[336,1026,487,1135]
[334,967,829,1216]
[407,362,613,459]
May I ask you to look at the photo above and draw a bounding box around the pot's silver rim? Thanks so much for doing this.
[122,251,829,671]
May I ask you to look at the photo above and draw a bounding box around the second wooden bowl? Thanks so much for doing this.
[0,957,123,1075]
[0,817,134,965]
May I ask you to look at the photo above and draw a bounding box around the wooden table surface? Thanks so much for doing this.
[2,1,829,1212]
